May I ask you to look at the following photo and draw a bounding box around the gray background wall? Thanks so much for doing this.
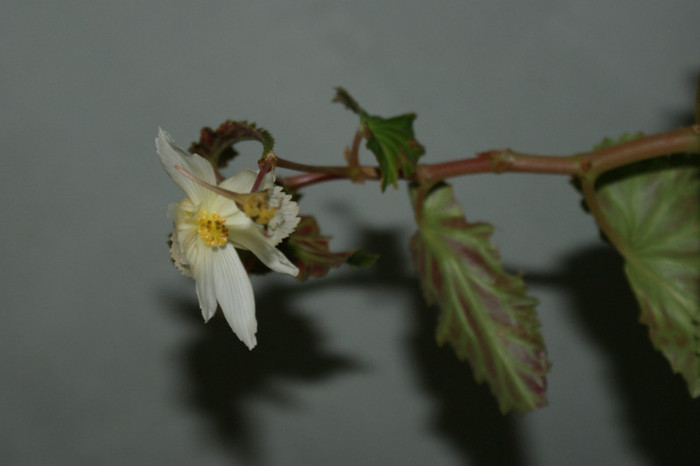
[2,1,699,465]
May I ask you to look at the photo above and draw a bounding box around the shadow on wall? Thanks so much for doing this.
[163,279,360,461]
[164,228,699,465]
[530,246,700,466]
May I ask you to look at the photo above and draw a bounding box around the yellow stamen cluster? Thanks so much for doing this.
[241,191,278,225]
[197,211,228,247]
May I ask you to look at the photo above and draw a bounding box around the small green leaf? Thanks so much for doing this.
[189,120,275,169]
[364,113,425,190]
[409,184,549,415]
[592,155,700,396]
[332,87,364,116]
[347,250,379,268]
[333,87,425,190]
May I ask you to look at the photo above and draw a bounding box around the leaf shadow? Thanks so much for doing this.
[406,272,528,466]
[164,227,527,465]
[662,68,699,127]
[359,229,528,466]
[527,245,700,465]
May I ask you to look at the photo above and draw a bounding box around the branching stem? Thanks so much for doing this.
[277,126,700,190]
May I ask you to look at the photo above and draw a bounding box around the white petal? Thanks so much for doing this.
[213,246,257,349]
[193,247,217,321]
[169,232,194,278]
[156,128,217,202]
[231,225,299,277]
[219,169,275,193]
[166,202,180,221]
[257,172,275,190]
[267,186,300,245]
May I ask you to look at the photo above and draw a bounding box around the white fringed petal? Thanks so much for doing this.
[266,186,300,245]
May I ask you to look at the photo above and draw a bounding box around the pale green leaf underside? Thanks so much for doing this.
[409,184,549,414]
[595,160,700,396]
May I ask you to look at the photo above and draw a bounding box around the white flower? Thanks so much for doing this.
[156,128,299,349]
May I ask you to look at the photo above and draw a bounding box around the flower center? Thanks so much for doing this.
[241,191,278,226]
[197,211,228,247]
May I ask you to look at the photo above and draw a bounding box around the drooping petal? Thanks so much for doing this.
[156,128,218,202]
[193,246,218,321]
[212,245,257,349]
[230,225,299,277]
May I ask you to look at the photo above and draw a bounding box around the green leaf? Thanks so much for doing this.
[189,120,275,169]
[239,215,377,280]
[332,86,363,116]
[409,183,549,415]
[333,87,425,190]
[592,155,700,396]
[364,113,425,190]
[287,216,377,280]
[347,250,379,268]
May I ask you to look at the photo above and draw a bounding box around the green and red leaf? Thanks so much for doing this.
[589,155,700,396]
[286,216,377,280]
[364,113,425,190]
[240,215,376,280]
[189,120,275,169]
[333,87,425,190]
[409,183,549,415]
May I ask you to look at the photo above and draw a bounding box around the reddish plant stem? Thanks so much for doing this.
[277,156,380,190]
[416,151,579,183]
[344,130,364,182]
[586,126,700,175]
[579,179,630,258]
[420,126,700,183]
[251,152,277,192]
[277,126,700,189]
[275,157,350,177]
[280,172,343,190]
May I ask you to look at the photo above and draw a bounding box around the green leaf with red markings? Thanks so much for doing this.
[409,183,549,415]
[333,87,425,190]
[364,113,425,190]
[590,155,700,396]
[286,216,377,280]
[239,215,376,280]
[189,120,275,169]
